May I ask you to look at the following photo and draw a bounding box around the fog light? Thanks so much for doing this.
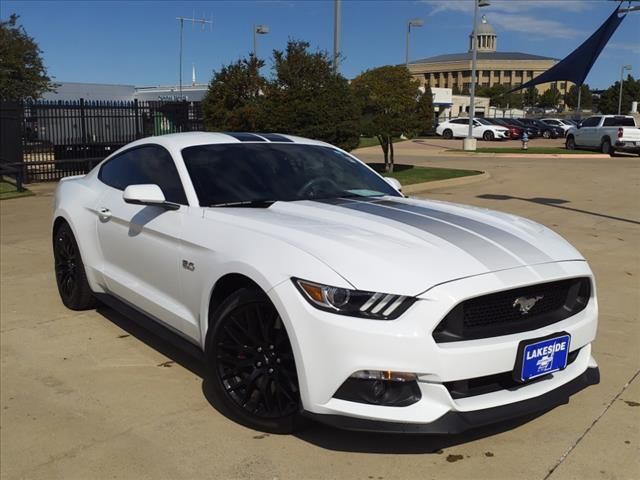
[350,370,417,382]
[334,371,421,407]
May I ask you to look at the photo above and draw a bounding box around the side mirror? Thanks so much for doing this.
[123,184,179,210]
[384,177,402,192]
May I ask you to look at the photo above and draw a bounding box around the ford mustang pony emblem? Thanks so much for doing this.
[513,295,544,314]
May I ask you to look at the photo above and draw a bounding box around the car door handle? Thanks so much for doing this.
[98,208,112,220]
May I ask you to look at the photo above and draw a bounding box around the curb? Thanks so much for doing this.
[442,151,610,159]
[402,171,491,195]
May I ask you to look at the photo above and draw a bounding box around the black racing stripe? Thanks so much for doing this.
[257,133,294,142]
[374,200,552,265]
[223,132,267,142]
[332,200,521,270]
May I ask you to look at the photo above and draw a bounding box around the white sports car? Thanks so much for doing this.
[53,132,599,434]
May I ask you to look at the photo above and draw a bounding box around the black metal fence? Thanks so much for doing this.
[0,99,203,183]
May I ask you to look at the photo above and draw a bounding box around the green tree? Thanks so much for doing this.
[414,86,434,136]
[476,84,523,109]
[202,56,265,132]
[596,75,640,114]
[351,65,421,172]
[565,84,592,110]
[538,87,561,109]
[0,14,54,100]
[260,40,360,151]
[523,87,538,107]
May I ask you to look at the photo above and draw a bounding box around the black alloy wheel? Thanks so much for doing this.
[53,222,95,310]
[566,136,576,150]
[207,288,301,433]
[483,130,495,141]
[443,129,453,140]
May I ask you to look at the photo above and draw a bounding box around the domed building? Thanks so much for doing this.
[408,15,571,99]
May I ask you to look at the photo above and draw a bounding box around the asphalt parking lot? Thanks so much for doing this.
[1,150,639,480]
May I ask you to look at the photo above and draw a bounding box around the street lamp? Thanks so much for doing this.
[405,18,424,67]
[253,24,269,58]
[464,0,490,152]
[618,64,632,115]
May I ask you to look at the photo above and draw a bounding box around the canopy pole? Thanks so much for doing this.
[576,85,582,120]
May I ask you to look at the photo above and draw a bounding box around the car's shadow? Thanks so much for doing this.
[97,301,552,454]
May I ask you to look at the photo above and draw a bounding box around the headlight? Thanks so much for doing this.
[293,278,415,320]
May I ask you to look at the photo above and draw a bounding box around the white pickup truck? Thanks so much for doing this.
[565,115,640,156]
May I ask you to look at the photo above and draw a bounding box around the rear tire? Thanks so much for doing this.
[483,130,495,141]
[601,139,614,155]
[442,129,453,140]
[53,222,95,310]
[542,130,551,139]
[205,288,302,434]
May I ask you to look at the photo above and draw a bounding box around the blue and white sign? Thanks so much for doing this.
[520,334,571,382]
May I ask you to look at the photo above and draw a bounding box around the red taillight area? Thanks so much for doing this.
[618,127,623,139]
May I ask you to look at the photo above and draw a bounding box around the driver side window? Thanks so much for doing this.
[99,145,188,205]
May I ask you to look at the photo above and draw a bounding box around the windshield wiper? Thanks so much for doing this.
[209,200,276,208]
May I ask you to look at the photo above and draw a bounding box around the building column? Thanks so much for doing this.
[447,71,454,89]
[429,73,435,87]
[457,71,463,91]
[489,70,495,87]
[499,70,505,85]
[511,70,517,86]
[439,72,445,88]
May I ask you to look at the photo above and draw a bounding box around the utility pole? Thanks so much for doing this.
[176,15,212,100]
[333,0,341,74]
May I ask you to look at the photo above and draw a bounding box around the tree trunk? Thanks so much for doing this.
[387,136,395,173]
[377,134,389,170]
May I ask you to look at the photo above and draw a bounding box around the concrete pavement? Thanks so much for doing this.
[1,151,639,480]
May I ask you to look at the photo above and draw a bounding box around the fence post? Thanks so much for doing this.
[134,99,141,139]
[80,98,87,158]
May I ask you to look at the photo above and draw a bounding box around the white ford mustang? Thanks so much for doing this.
[52,132,599,434]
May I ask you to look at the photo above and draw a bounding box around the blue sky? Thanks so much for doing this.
[2,0,639,89]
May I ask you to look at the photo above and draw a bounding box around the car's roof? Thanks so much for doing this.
[122,131,333,151]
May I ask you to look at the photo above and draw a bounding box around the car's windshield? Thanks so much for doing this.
[181,143,401,206]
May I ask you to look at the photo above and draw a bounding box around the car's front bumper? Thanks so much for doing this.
[303,366,600,433]
[268,261,598,429]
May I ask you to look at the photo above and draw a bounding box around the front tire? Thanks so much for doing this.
[206,288,301,434]
[566,135,576,150]
[483,130,495,141]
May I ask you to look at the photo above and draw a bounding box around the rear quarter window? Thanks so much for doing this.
[603,117,636,127]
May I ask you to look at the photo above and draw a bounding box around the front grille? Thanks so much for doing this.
[444,349,581,399]
[433,277,591,342]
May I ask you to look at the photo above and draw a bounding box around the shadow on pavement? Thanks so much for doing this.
[96,301,559,454]
[477,194,640,226]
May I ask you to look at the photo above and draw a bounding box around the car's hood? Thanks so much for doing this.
[204,196,583,296]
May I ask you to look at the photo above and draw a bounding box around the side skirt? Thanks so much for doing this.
[95,293,206,363]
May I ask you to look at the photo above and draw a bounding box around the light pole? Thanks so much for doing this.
[253,24,269,58]
[618,64,632,115]
[333,0,341,74]
[463,0,490,151]
[405,19,424,67]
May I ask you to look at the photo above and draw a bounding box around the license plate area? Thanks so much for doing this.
[514,332,571,383]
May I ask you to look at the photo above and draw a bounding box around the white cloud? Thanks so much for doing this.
[488,12,584,38]
[419,0,587,38]
[606,41,640,55]
[420,0,594,15]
